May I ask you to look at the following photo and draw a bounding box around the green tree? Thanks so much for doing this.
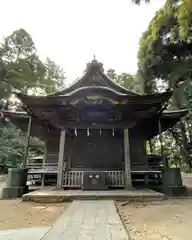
[0,28,66,99]
[42,58,65,94]
[106,69,117,80]
[138,0,192,170]
[106,69,142,93]
[117,73,142,93]
[0,29,66,165]
[0,121,43,165]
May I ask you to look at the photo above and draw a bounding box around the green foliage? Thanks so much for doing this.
[138,0,192,171]
[106,69,117,80]
[42,58,65,93]
[106,69,142,93]
[0,121,43,165]
[117,73,142,93]
[0,28,65,165]
[0,28,66,99]
[138,0,192,91]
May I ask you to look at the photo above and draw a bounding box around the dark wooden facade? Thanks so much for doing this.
[2,59,188,189]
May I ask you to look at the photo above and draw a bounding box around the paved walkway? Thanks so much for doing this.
[0,227,51,240]
[0,200,129,239]
[42,200,128,240]
[43,200,128,239]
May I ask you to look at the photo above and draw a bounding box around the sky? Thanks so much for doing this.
[0,0,165,86]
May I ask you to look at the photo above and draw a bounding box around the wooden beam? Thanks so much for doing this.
[60,121,136,129]
[124,128,132,189]
[57,129,66,188]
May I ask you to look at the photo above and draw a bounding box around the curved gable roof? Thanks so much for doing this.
[50,60,139,96]
[62,86,128,97]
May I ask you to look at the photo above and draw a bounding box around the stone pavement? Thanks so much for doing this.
[42,200,129,240]
[0,200,129,239]
[0,227,51,240]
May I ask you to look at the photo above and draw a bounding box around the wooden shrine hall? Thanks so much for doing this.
[2,59,188,190]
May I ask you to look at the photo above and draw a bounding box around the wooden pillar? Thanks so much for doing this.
[158,118,163,156]
[158,118,168,168]
[41,139,47,187]
[57,129,66,188]
[124,128,132,189]
[43,139,47,165]
[23,116,32,168]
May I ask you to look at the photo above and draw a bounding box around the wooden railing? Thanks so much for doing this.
[27,163,58,174]
[105,171,125,187]
[63,171,125,188]
[27,163,58,186]
[63,171,83,187]
[26,164,162,188]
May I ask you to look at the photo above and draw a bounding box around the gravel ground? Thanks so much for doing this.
[0,200,70,230]
[0,172,192,237]
[117,199,192,240]
[0,174,70,230]
[117,173,192,240]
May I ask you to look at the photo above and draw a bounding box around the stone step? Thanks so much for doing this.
[22,188,164,203]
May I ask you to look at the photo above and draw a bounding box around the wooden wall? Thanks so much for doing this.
[45,128,147,169]
[129,128,147,168]
[65,129,124,170]
[46,131,60,163]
